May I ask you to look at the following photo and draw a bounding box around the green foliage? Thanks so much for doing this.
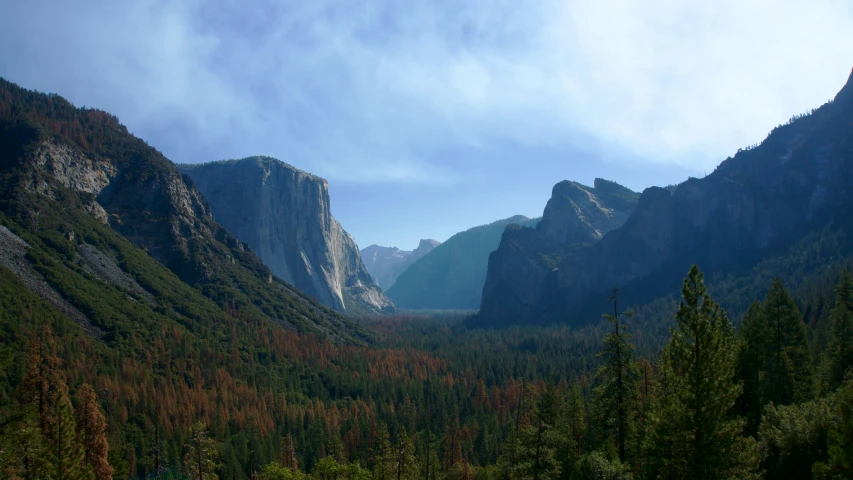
[762,279,811,405]
[184,422,219,480]
[813,378,853,479]
[644,266,759,480]
[593,295,638,463]
[758,396,834,480]
[825,271,853,390]
[569,451,633,480]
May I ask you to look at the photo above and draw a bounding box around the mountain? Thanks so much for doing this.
[479,68,853,326]
[386,215,540,310]
[360,238,440,290]
[0,78,372,344]
[178,157,394,315]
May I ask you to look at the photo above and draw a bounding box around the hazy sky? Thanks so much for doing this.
[2,0,852,249]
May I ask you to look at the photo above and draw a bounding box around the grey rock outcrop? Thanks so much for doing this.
[480,179,640,324]
[387,215,539,310]
[479,67,853,326]
[179,157,395,314]
[361,239,441,290]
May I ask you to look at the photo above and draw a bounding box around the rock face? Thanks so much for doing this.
[179,157,395,314]
[361,239,440,290]
[479,68,853,326]
[0,78,371,343]
[387,215,539,310]
[480,179,640,324]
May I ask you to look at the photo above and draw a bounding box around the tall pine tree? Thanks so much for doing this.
[593,289,638,464]
[75,383,112,480]
[644,265,759,480]
[827,271,853,390]
[763,278,811,405]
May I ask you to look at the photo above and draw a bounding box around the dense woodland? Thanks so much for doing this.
[3,261,853,480]
[3,80,853,479]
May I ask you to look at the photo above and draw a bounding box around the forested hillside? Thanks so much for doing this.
[2,77,853,480]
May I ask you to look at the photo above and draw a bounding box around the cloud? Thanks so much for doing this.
[2,0,852,185]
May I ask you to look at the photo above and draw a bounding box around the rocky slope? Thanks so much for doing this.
[361,239,440,290]
[480,179,640,324]
[0,78,372,343]
[479,68,853,326]
[387,215,539,310]
[178,157,394,315]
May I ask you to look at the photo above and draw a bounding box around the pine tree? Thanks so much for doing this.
[0,404,48,480]
[736,301,769,436]
[827,271,853,390]
[44,394,88,480]
[393,428,417,480]
[763,278,811,404]
[593,289,638,463]
[184,422,218,480]
[75,384,112,480]
[644,265,759,480]
[372,423,395,480]
[280,434,298,472]
[564,384,586,466]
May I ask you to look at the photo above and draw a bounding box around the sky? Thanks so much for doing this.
[1,1,853,250]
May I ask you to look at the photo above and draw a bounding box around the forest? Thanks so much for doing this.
[2,262,853,480]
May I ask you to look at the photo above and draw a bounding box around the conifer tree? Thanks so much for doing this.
[44,393,88,480]
[827,271,853,390]
[644,266,759,480]
[564,384,586,464]
[393,428,417,480]
[763,278,811,404]
[280,434,298,472]
[75,384,112,480]
[593,289,638,463]
[372,423,395,480]
[184,422,218,480]
[737,301,769,436]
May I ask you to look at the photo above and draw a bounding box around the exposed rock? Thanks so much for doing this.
[0,225,103,337]
[479,68,853,326]
[480,179,640,324]
[387,215,539,310]
[361,239,441,290]
[179,157,395,315]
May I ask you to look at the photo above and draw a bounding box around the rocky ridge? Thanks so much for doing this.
[179,157,395,315]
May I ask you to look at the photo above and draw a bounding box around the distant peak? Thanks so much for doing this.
[417,239,441,249]
[834,66,853,105]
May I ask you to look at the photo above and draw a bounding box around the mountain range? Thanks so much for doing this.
[479,68,853,326]
[387,215,539,310]
[360,239,440,290]
[0,78,371,344]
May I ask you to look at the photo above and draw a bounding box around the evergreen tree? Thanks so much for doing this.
[372,423,395,480]
[813,378,853,479]
[75,383,112,480]
[280,434,298,472]
[827,272,853,390]
[736,301,769,436]
[44,393,88,480]
[643,266,759,480]
[561,384,586,474]
[393,429,417,480]
[593,289,638,463]
[763,278,811,404]
[184,422,218,480]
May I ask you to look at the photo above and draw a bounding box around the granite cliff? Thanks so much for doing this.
[480,180,639,323]
[479,68,853,326]
[387,215,539,310]
[361,238,440,290]
[0,79,371,343]
[179,157,395,315]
